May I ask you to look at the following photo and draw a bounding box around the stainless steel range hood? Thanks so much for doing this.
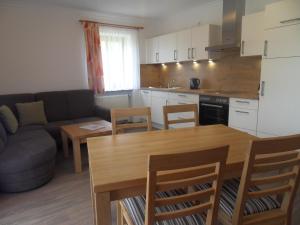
[205,0,245,52]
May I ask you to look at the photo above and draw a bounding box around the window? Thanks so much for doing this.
[100,27,140,91]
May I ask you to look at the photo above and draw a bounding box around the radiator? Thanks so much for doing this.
[95,94,130,109]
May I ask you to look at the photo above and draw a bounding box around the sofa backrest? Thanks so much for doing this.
[0,94,35,119]
[0,90,95,123]
[0,121,7,152]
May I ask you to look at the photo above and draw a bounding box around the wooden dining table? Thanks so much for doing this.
[87,125,258,225]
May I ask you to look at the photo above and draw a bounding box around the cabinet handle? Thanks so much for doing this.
[264,40,268,57]
[236,100,250,104]
[241,40,245,55]
[178,102,187,105]
[192,48,195,59]
[174,50,177,61]
[187,48,191,59]
[178,94,187,97]
[143,91,149,94]
[261,81,266,97]
[235,110,250,114]
[201,103,223,109]
[280,18,300,24]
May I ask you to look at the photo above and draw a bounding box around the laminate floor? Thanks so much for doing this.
[0,147,300,225]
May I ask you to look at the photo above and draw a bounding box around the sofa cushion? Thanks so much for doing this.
[45,120,73,141]
[0,130,56,174]
[0,105,19,134]
[0,139,4,153]
[66,90,95,119]
[0,93,35,118]
[73,117,100,124]
[35,91,69,122]
[16,101,48,127]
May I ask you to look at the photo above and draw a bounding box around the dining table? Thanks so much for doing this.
[87,124,258,225]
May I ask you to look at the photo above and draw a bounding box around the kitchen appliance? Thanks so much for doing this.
[205,0,246,52]
[190,78,200,89]
[199,95,229,125]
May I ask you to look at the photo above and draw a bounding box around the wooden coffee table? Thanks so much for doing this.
[61,120,112,173]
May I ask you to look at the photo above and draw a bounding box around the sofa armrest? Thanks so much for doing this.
[95,105,111,122]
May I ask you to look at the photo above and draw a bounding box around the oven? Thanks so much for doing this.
[199,95,229,125]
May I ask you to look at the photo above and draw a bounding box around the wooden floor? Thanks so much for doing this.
[0,147,300,225]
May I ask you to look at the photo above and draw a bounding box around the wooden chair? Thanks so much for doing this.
[216,134,300,225]
[119,145,229,225]
[163,104,199,130]
[111,107,152,135]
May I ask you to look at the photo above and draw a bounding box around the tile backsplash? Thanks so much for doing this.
[141,53,261,94]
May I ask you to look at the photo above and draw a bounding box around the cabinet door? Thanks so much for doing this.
[241,12,264,57]
[264,0,300,30]
[159,33,177,63]
[148,37,160,63]
[141,90,151,107]
[257,58,300,136]
[176,29,192,62]
[191,25,209,60]
[151,96,167,125]
[264,23,300,58]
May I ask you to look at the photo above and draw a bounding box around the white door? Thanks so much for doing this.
[241,12,264,57]
[141,90,151,107]
[151,96,167,125]
[264,23,300,58]
[257,57,300,136]
[149,37,160,63]
[176,29,192,62]
[159,33,177,63]
[264,0,300,30]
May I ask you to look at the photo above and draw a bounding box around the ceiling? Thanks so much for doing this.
[2,0,218,18]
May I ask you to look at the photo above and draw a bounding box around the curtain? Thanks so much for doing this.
[83,22,104,94]
[100,27,140,91]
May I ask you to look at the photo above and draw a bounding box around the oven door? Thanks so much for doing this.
[199,102,229,125]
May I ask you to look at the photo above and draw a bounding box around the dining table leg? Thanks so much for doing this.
[94,191,112,225]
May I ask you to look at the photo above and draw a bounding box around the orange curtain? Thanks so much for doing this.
[83,22,104,94]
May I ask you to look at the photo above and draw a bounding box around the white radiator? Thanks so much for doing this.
[95,94,130,109]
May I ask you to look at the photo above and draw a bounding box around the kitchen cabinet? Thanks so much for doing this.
[264,0,300,30]
[241,12,264,57]
[176,29,192,62]
[146,37,160,64]
[229,98,258,136]
[263,23,300,58]
[191,25,220,60]
[257,57,300,137]
[140,90,151,107]
[159,33,177,63]
[151,91,168,125]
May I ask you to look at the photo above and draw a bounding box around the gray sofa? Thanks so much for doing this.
[0,90,110,193]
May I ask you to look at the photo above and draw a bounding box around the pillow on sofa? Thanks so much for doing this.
[16,101,48,127]
[0,105,18,134]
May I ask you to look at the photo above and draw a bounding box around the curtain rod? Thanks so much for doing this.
[79,20,144,30]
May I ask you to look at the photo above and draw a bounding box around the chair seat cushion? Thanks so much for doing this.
[195,179,280,217]
[121,190,205,225]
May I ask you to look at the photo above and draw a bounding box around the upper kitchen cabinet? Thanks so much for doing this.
[159,33,177,63]
[191,24,221,60]
[240,12,264,57]
[146,37,160,64]
[176,29,192,62]
[264,0,300,30]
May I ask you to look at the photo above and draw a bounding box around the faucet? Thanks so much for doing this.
[168,79,176,88]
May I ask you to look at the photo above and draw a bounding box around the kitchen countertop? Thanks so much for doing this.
[140,87,259,100]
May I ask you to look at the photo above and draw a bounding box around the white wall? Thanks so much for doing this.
[0,3,144,95]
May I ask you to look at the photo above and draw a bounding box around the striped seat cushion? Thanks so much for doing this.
[121,190,206,225]
[195,178,280,217]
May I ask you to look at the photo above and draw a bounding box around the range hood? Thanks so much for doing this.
[205,0,245,52]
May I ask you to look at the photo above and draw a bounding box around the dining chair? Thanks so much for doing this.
[111,107,152,135]
[119,145,229,225]
[196,134,300,225]
[163,104,199,130]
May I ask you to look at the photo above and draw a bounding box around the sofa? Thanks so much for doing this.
[0,90,110,193]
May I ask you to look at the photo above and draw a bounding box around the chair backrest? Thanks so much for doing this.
[145,145,229,225]
[232,134,300,225]
[111,107,152,135]
[163,104,199,130]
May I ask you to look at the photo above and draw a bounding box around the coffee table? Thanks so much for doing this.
[61,120,112,173]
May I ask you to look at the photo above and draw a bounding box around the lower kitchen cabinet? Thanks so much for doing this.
[151,91,168,125]
[228,98,258,136]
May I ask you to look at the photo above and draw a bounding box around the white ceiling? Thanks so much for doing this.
[2,0,218,18]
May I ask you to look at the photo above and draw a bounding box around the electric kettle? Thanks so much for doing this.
[190,78,200,89]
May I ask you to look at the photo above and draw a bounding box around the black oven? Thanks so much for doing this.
[199,95,229,125]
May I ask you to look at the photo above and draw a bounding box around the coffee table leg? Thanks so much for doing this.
[72,138,82,173]
[61,131,69,158]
